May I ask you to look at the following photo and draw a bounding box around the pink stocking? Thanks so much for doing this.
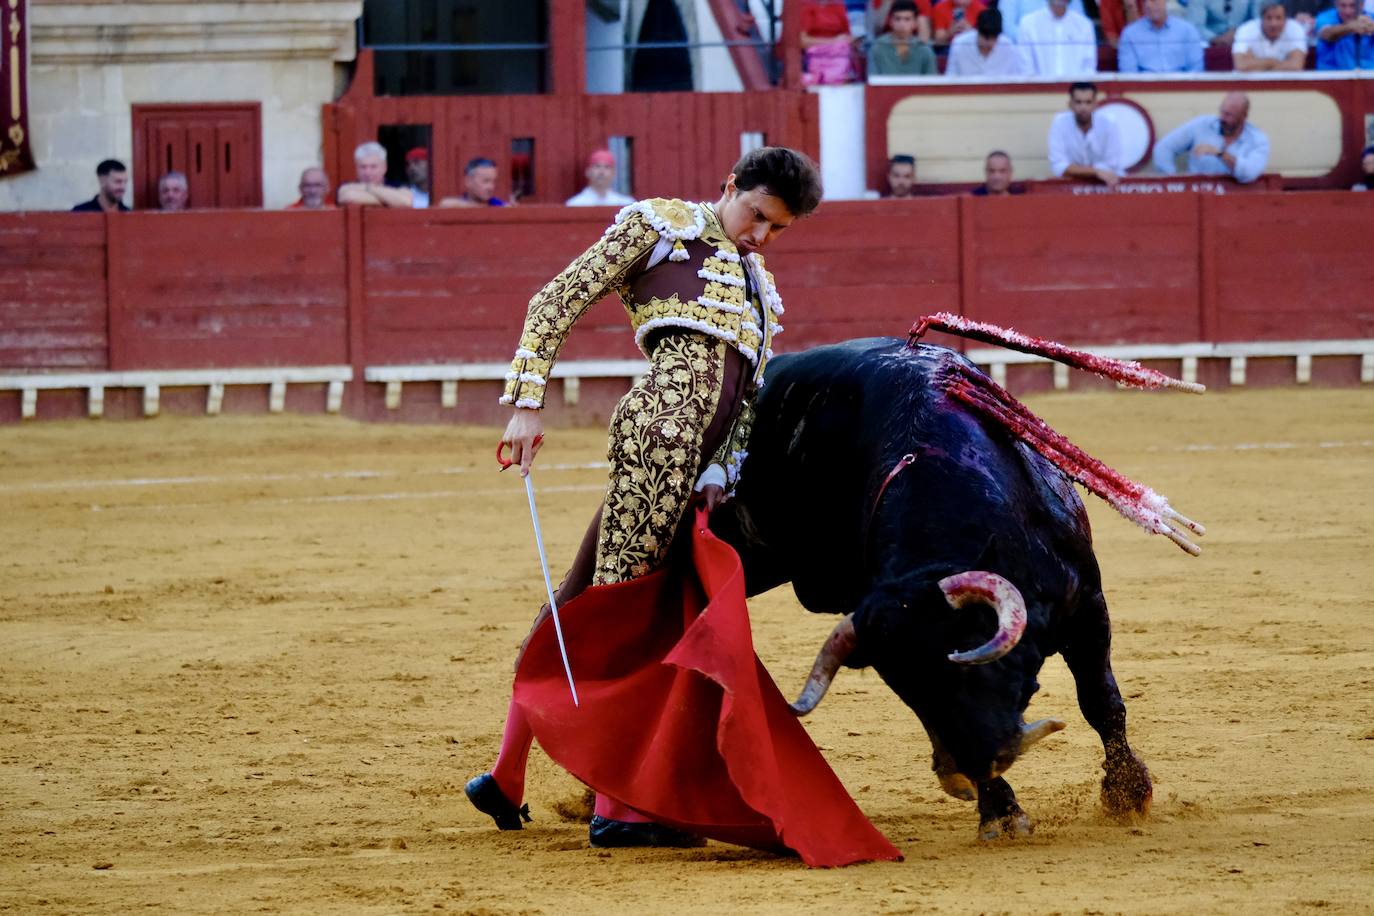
[594,794,651,823]
[489,695,533,805]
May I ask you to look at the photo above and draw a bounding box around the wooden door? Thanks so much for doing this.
[132,104,262,209]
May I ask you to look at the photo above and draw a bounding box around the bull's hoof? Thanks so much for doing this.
[938,771,976,801]
[978,809,1033,841]
[1101,754,1153,817]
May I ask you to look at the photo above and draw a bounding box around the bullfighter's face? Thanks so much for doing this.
[717,177,796,256]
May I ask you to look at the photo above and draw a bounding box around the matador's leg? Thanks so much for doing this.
[488,506,604,808]
[593,333,725,585]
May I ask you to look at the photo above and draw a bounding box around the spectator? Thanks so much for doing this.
[1188,0,1258,45]
[157,171,189,211]
[1118,0,1205,72]
[883,154,919,197]
[1152,91,1270,184]
[1315,0,1374,70]
[869,0,934,43]
[71,159,130,213]
[406,147,430,208]
[288,167,333,209]
[1353,145,1374,190]
[566,149,636,206]
[1100,0,1144,45]
[438,158,509,208]
[801,0,858,85]
[1018,0,1098,75]
[1282,0,1327,35]
[1049,82,1124,187]
[931,0,986,44]
[1233,1,1308,70]
[947,9,1029,75]
[998,0,1089,41]
[337,141,413,208]
[972,150,1022,195]
[869,0,938,73]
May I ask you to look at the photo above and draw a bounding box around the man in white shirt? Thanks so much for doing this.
[1048,81,1124,187]
[1233,0,1309,70]
[565,149,635,207]
[947,9,1029,76]
[1019,0,1098,75]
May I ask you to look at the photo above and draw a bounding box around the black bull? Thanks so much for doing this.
[711,337,1154,840]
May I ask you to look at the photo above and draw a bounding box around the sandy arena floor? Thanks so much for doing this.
[2,387,1373,914]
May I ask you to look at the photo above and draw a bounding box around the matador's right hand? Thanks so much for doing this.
[500,408,545,477]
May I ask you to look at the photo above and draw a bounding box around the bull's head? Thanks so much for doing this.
[791,570,1060,785]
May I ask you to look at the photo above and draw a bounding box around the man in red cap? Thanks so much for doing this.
[405,147,430,208]
[565,148,635,207]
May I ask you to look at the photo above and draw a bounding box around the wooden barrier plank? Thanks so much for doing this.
[1209,192,1374,342]
[110,210,349,369]
[962,193,1200,344]
[0,214,109,371]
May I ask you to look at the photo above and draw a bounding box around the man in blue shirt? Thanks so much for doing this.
[1315,0,1374,69]
[1118,0,1205,72]
[1152,91,1271,184]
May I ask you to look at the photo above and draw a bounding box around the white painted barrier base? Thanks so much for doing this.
[0,366,353,419]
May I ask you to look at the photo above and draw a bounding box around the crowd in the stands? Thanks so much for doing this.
[801,0,1374,79]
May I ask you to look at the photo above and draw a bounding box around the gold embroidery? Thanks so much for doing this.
[500,199,784,408]
[593,334,726,585]
[501,211,662,407]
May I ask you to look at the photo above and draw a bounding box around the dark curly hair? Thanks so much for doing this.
[729,147,823,218]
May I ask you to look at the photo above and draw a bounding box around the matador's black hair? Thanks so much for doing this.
[728,147,823,218]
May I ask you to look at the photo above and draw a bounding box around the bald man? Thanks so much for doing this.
[1152,92,1270,184]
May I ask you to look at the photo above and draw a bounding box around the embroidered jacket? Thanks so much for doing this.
[499,198,785,487]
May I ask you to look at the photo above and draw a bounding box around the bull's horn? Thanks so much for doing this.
[941,571,1027,665]
[1020,718,1066,753]
[790,614,856,716]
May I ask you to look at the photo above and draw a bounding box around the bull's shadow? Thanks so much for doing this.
[713,337,1180,841]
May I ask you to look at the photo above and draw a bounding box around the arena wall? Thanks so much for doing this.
[1,192,1371,424]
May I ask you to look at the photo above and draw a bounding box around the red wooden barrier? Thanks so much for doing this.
[0,213,108,370]
[360,207,641,366]
[1207,192,1374,343]
[759,198,963,350]
[107,211,349,369]
[960,194,1204,344]
[2,192,1372,423]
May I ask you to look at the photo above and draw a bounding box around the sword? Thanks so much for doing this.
[497,437,579,707]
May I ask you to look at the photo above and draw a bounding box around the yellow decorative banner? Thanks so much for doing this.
[1,0,34,176]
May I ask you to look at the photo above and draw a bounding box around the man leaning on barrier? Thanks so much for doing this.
[1152,91,1271,185]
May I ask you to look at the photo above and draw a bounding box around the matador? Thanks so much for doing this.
[466,147,823,848]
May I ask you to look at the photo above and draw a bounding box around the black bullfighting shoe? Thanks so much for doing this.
[588,815,706,848]
[465,773,531,831]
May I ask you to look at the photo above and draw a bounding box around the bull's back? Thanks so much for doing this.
[735,338,1094,612]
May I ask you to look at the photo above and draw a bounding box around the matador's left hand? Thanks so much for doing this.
[699,484,727,515]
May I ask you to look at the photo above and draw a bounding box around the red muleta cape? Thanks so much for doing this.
[513,508,902,867]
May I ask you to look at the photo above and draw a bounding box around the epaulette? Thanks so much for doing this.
[615,198,706,262]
